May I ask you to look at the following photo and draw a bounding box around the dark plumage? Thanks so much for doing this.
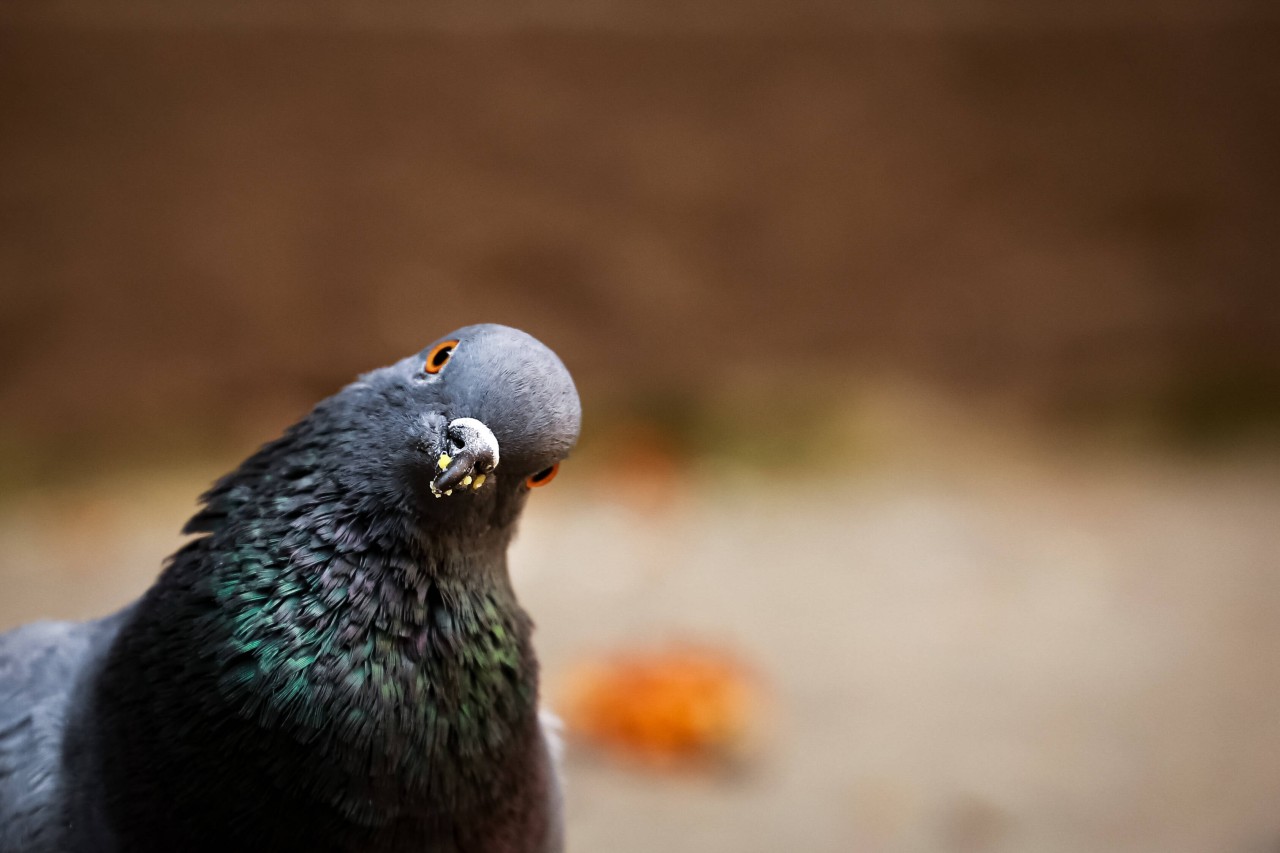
[0,324,580,852]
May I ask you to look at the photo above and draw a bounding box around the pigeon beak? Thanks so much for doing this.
[431,417,501,496]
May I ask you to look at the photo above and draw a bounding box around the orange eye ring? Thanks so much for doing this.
[424,340,459,374]
[525,463,560,489]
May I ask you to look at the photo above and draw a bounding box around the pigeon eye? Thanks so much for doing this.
[525,463,559,489]
[424,340,459,375]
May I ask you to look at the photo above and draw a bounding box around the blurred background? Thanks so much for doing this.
[2,1,1279,851]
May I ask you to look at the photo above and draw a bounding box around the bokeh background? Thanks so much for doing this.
[2,2,1279,851]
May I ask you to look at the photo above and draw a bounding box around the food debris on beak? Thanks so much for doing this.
[431,418,500,498]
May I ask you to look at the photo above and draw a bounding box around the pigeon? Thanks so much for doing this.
[0,323,580,853]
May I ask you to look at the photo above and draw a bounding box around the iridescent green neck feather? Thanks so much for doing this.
[90,382,549,848]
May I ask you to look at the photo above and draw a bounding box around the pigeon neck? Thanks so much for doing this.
[90,471,546,844]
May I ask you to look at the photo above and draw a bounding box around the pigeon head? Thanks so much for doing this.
[349,323,581,517]
[408,323,580,495]
[186,323,579,558]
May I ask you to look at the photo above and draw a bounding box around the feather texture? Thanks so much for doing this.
[0,324,579,853]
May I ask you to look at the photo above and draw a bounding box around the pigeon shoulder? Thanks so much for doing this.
[0,612,125,852]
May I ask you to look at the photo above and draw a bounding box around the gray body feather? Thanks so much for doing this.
[0,622,563,853]
[0,614,120,851]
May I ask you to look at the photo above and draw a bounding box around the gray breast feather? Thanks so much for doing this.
[1,612,561,853]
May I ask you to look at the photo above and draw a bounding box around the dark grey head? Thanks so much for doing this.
[404,323,579,489]
[408,323,580,487]
[310,323,581,531]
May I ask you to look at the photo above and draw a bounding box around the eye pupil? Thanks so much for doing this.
[431,346,452,366]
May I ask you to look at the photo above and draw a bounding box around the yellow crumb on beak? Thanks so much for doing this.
[461,475,473,487]
[437,453,452,471]
[472,474,487,490]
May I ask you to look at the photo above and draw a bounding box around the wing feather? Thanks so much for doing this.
[0,615,122,851]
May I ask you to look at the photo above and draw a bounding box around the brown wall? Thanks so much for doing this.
[2,10,1278,454]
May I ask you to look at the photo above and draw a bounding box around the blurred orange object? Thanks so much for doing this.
[559,645,762,767]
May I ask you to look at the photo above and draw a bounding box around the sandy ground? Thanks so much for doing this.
[2,454,1279,853]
